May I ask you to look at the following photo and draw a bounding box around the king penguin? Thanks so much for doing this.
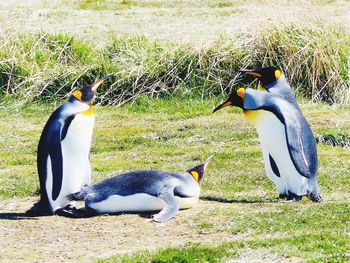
[68,157,212,222]
[239,66,299,107]
[27,75,110,217]
[213,88,322,202]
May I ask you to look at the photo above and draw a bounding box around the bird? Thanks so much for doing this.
[239,66,299,107]
[67,157,212,222]
[27,75,111,217]
[213,87,322,202]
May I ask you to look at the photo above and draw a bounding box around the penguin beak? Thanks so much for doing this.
[213,100,232,113]
[239,69,262,78]
[91,74,113,92]
[203,156,213,171]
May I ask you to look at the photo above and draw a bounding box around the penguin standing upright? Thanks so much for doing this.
[213,87,322,202]
[27,75,110,217]
[68,157,212,222]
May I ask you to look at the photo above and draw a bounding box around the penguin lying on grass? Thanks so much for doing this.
[27,75,110,218]
[68,157,212,222]
[213,87,322,202]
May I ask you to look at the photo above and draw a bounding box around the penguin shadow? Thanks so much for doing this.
[200,196,280,204]
[72,208,156,220]
[0,212,39,221]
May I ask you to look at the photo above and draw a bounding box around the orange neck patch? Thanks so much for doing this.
[258,85,266,91]
[243,109,260,125]
[82,107,94,116]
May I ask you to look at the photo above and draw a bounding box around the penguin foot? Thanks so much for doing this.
[278,193,288,199]
[293,196,302,202]
[26,200,54,217]
[286,192,302,202]
[55,205,86,218]
[307,192,323,203]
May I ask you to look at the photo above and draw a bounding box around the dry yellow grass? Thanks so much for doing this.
[0,0,349,46]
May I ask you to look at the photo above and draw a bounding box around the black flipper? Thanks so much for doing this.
[50,123,64,201]
[269,154,280,177]
[67,186,90,201]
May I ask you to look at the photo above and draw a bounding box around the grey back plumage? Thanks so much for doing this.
[85,170,198,203]
[265,75,300,109]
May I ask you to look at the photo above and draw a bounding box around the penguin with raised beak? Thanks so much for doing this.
[27,75,111,217]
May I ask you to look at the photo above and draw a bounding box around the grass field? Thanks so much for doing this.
[0,0,350,262]
[0,98,349,262]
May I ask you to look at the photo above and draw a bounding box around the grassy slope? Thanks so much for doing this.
[0,98,349,262]
[0,0,349,262]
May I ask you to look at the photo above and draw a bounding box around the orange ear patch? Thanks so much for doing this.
[72,91,82,101]
[275,70,281,79]
[237,88,245,98]
[191,171,200,182]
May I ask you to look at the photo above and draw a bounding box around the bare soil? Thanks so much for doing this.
[0,197,244,262]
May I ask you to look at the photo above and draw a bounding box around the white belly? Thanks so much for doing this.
[245,110,308,196]
[88,193,199,213]
[46,113,94,211]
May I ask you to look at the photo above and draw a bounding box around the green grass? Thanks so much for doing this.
[0,98,349,261]
[102,204,350,262]
[0,24,349,106]
[0,98,349,200]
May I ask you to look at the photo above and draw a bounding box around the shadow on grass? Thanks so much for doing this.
[201,196,280,204]
[0,213,39,220]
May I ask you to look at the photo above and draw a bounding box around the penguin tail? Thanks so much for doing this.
[67,187,90,201]
[26,199,54,217]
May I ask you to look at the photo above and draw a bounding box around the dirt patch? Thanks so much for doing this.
[0,197,241,262]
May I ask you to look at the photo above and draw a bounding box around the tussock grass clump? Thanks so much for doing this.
[316,133,350,148]
[0,33,99,102]
[251,25,350,105]
[0,25,349,106]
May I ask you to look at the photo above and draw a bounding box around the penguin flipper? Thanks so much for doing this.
[50,125,64,201]
[282,116,317,178]
[153,191,179,223]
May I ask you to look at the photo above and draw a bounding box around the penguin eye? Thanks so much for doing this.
[274,70,281,80]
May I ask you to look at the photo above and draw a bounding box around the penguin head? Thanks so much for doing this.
[186,156,212,184]
[239,66,282,87]
[212,87,245,113]
[71,74,111,103]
